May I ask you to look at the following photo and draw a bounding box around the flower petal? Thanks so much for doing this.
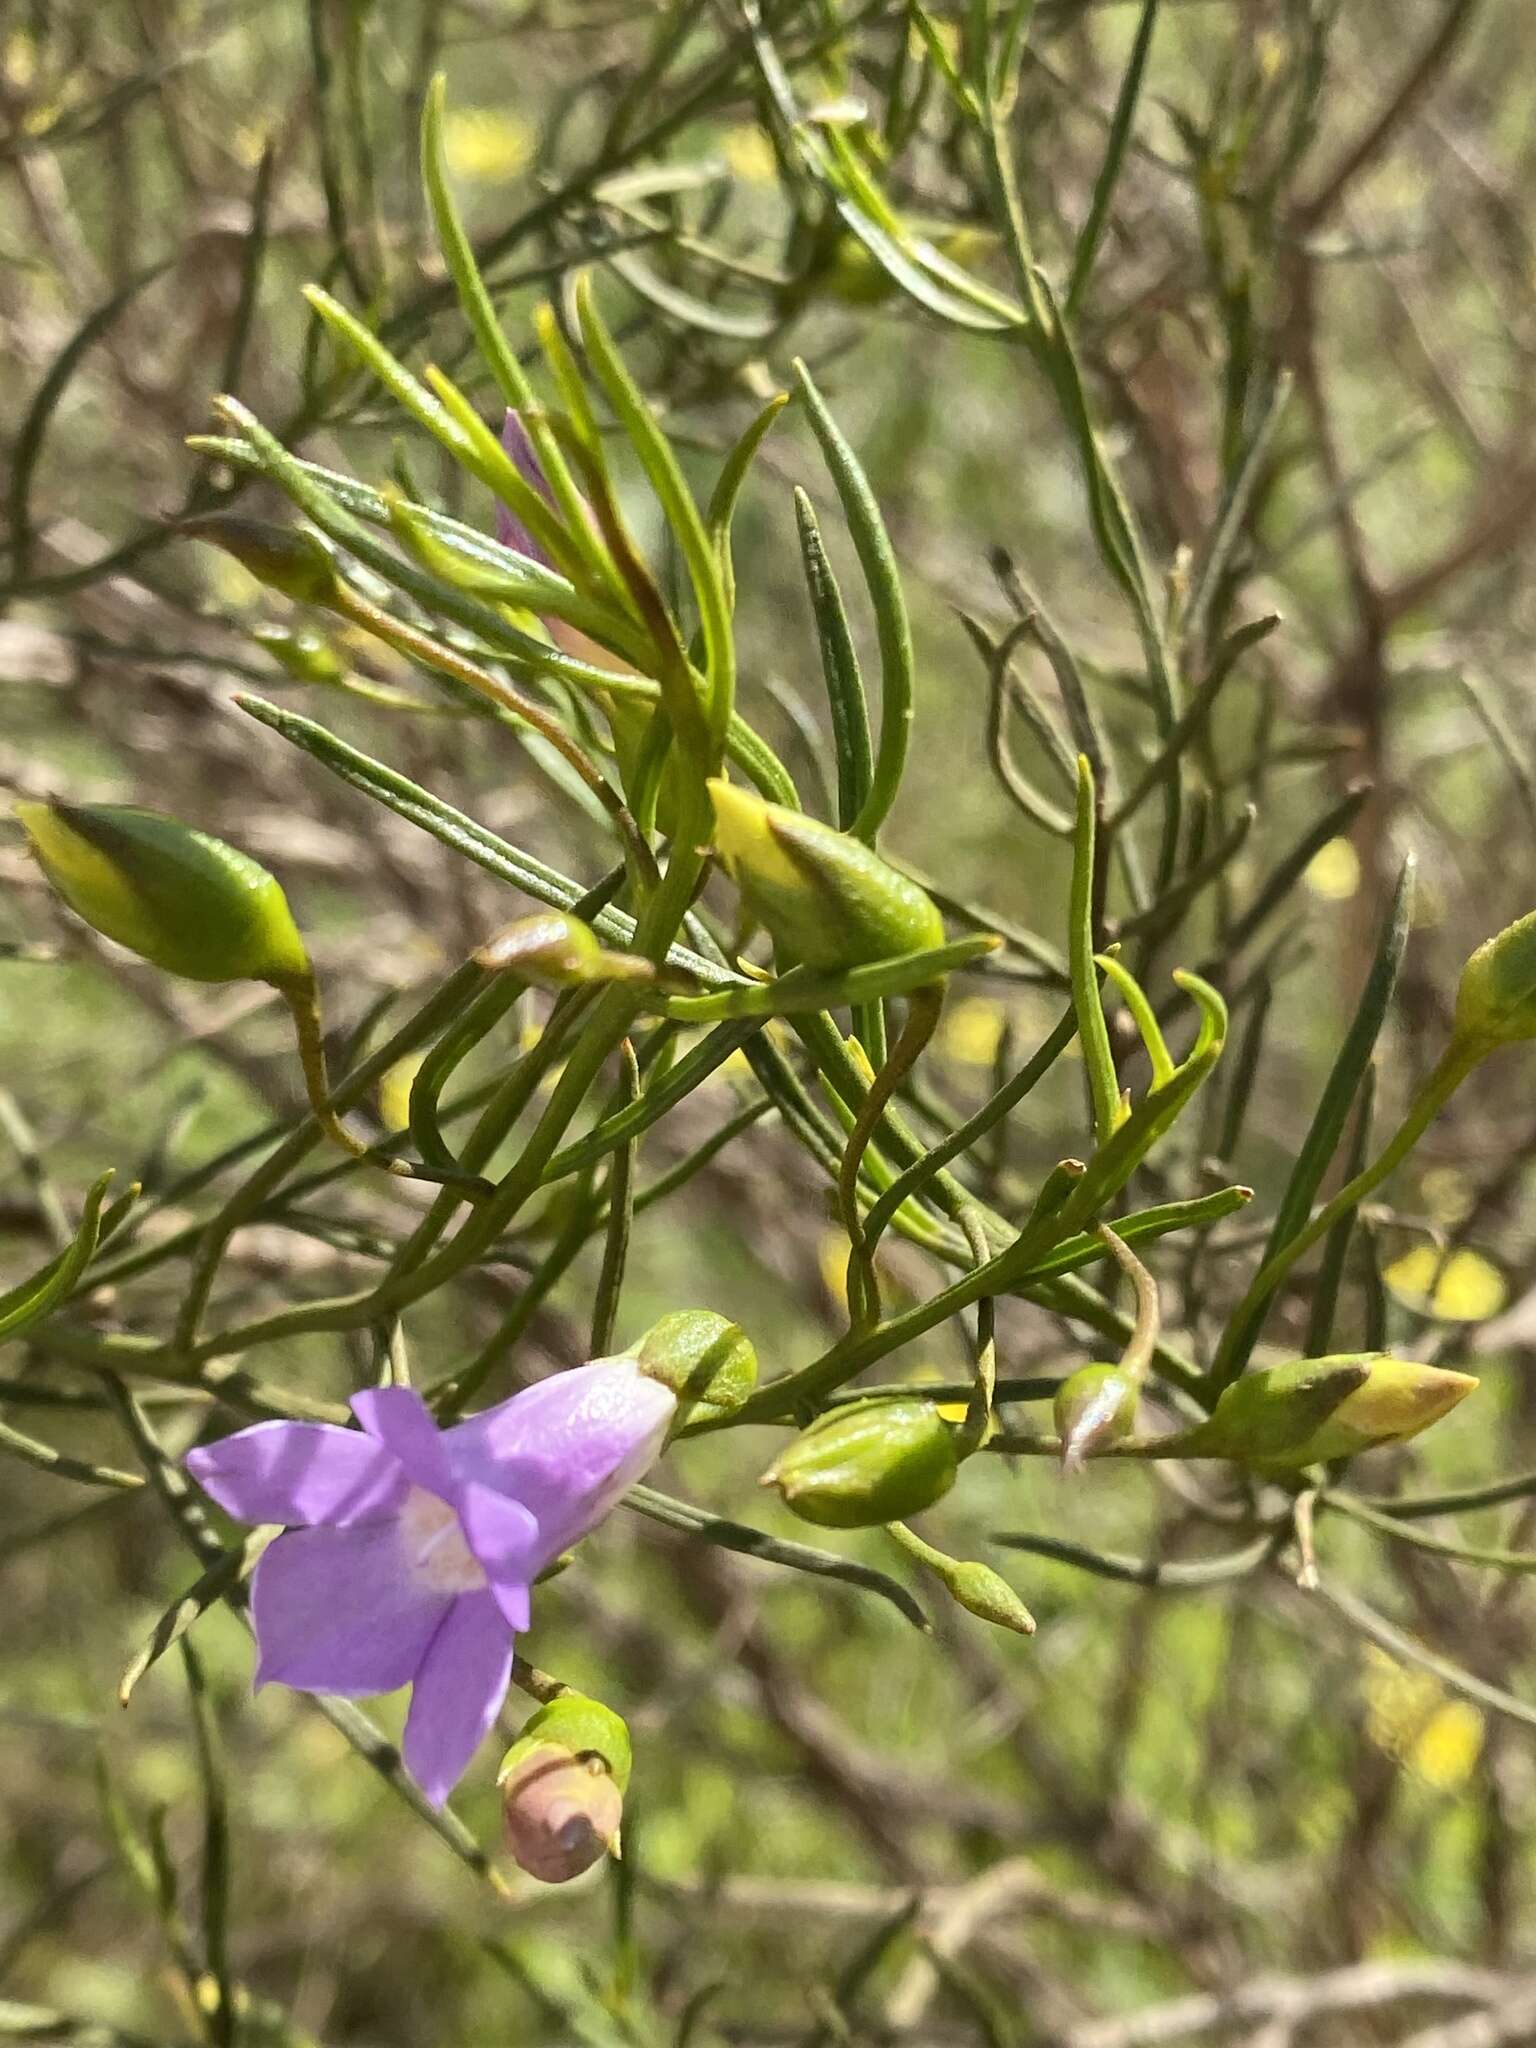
[403,1589,514,1807]
[351,1387,454,1498]
[494,410,555,563]
[444,1358,675,1564]
[186,1421,407,1528]
[250,1523,448,1695]
[456,1483,539,1631]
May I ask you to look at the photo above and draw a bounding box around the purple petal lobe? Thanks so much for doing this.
[250,1523,448,1695]
[186,1421,407,1528]
[494,410,555,564]
[351,1387,454,1499]
[445,1359,675,1562]
[403,1589,514,1807]
[456,1483,539,1630]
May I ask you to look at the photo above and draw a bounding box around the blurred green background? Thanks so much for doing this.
[5,2,1536,2042]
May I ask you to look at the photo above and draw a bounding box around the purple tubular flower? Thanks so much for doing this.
[185,1361,675,1807]
[494,409,557,564]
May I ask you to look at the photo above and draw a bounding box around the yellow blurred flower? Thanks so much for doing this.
[1362,1648,1484,1791]
[942,995,1007,1069]
[5,32,37,86]
[1420,1167,1473,1227]
[818,1230,851,1311]
[377,1051,425,1135]
[721,124,778,185]
[1383,1245,1506,1322]
[442,108,534,184]
[1305,836,1360,902]
[1412,1702,1484,1791]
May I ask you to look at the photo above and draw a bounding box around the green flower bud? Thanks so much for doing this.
[474,911,653,988]
[888,1521,1035,1636]
[1454,911,1536,1048]
[708,780,945,970]
[250,621,347,685]
[1182,1354,1477,1470]
[16,802,309,987]
[182,515,341,608]
[623,1308,757,1426]
[940,1558,1036,1636]
[1053,1364,1139,1473]
[498,1694,631,1885]
[761,1398,958,1528]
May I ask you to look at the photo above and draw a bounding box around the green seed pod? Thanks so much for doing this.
[498,1694,631,1885]
[623,1307,757,1426]
[16,802,309,987]
[474,911,653,988]
[1053,1364,1140,1473]
[182,515,341,608]
[708,779,945,970]
[762,1398,957,1529]
[1454,911,1536,1048]
[250,621,347,685]
[1181,1354,1478,1470]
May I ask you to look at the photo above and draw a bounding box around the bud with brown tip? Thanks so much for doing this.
[475,911,653,988]
[1053,1364,1140,1473]
[498,1694,631,1885]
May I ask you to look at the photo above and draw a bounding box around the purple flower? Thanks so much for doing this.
[494,409,556,564]
[185,1362,675,1806]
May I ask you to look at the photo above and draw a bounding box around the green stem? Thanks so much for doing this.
[842,985,944,1329]
[1211,1038,1480,1381]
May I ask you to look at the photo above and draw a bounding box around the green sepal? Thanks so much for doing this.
[498,1693,632,1793]
[624,1307,757,1426]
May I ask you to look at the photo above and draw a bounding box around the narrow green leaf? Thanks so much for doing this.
[0,1171,125,1343]
[793,362,914,842]
[1212,855,1414,1387]
[794,487,873,830]
[1070,757,1120,1143]
[1064,0,1161,315]
[575,274,736,752]
[708,392,790,613]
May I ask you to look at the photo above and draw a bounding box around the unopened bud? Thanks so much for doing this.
[474,911,652,988]
[624,1308,757,1426]
[890,1519,1034,1635]
[498,1694,630,1885]
[250,621,346,685]
[943,1558,1035,1635]
[1053,1364,1139,1473]
[1455,911,1536,1049]
[707,780,944,970]
[182,515,340,608]
[762,1398,957,1528]
[16,801,309,987]
[1186,1354,1477,1469]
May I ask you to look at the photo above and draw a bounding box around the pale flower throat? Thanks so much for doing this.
[400,1486,488,1594]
